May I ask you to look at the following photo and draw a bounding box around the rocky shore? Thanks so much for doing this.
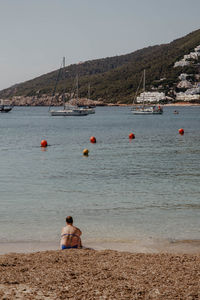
[2,94,200,107]
[6,95,106,107]
[1,91,200,108]
[0,249,199,299]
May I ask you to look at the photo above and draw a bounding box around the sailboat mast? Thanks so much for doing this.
[88,83,91,100]
[142,69,145,108]
[76,74,79,104]
[49,58,63,111]
[62,57,66,108]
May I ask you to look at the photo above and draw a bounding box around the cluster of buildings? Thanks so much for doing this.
[168,45,200,102]
[136,91,166,103]
[174,45,200,68]
[135,44,200,104]
[176,81,200,101]
[176,94,200,101]
[174,43,200,101]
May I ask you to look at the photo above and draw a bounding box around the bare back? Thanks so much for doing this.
[60,224,82,248]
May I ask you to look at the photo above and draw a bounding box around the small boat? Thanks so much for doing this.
[50,106,88,116]
[77,83,95,114]
[49,57,88,117]
[131,70,163,115]
[173,110,179,114]
[77,105,95,114]
[133,105,163,115]
[0,100,13,113]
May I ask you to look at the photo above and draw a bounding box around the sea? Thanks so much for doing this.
[0,106,200,254]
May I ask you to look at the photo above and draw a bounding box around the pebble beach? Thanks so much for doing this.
[0,249,200,299]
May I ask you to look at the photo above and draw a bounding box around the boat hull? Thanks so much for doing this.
[83,108,95,114]
[0,107,12,113]
[50,109,88,116]
[132,110,163,115]
[77,106,95,114]
[131,106,163,115]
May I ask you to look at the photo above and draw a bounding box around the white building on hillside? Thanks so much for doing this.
[176,93,200,101]
[194,45,200,52]
[178,73,188,80]
[177,80,193,89]
[185,87,200,95]
[174,60,190,67]
[136,91,166,103]
[174,44,200,68]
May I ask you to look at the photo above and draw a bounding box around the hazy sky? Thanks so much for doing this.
[0,0,199,90]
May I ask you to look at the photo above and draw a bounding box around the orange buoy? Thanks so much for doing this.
[129,133,135,139]
[41,140,48,147]
[90,136,96,143]
[179,128,184,135]
[83,148,89,156]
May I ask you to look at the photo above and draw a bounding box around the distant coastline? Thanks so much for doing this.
[3,96,200,107]
[1,29,200,108]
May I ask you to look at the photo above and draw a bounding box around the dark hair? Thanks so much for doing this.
[66,216,73,224]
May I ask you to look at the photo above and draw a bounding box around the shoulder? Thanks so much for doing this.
[61,226,67,234]
[75,226,82,235]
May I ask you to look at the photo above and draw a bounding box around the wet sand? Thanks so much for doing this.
[1,238,200,256]
[0,249,200,299]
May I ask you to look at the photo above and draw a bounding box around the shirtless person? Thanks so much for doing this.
[60,216,82,249]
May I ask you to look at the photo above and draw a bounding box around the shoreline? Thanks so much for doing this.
[117,102,200,107]
[1,238,200,256]
[7,102,200,107]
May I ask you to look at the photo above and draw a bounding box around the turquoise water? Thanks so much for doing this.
[0,106,200,246]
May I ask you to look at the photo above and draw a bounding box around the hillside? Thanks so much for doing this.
[0,28,200,104]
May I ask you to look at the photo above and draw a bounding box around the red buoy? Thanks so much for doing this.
[41,140,48,147]
[129,133,135,139]
[179,128,184,135]
[90,136,96,143]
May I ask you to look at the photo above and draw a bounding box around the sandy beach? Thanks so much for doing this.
[0,248,199,299]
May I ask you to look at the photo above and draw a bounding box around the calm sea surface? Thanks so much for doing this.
[0,106,200,248]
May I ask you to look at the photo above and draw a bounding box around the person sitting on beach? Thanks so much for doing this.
[60,216,82,250]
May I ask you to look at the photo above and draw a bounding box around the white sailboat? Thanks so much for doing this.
[50,106,88,116]
[131,70,163,115]
[77,83,95,114]
[49,58,88,117]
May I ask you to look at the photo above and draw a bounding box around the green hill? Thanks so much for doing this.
[1,28,200,104]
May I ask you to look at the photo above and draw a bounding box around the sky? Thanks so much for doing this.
[0,0,199,90]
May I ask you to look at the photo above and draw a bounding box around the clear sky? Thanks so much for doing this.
[0,0,199,90]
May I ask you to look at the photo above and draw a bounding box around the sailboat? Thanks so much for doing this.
[50,106,88,116]
[77,83,95,114]
[49,58,88,117]
[131,70,163,115]
[0,100,13,113]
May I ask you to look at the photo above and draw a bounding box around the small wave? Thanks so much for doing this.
[162,203,200,210]
[169,239,200,246]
